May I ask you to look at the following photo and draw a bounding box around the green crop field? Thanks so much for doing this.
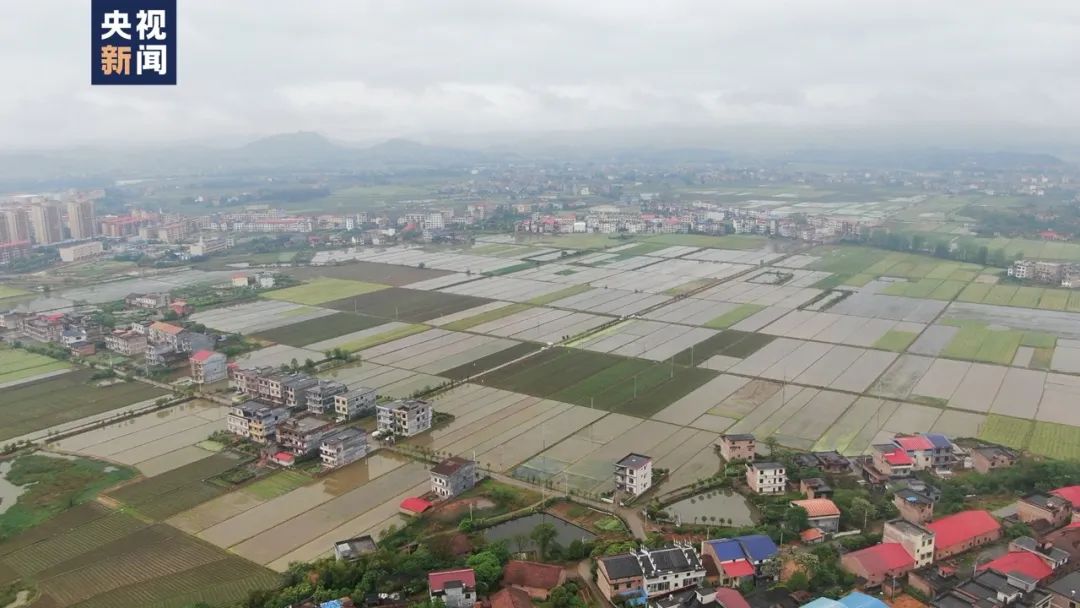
[108,453,246,520]
[241,470,311,501]
[0,370,166,442]
[0,502,279,608]
[671,330,776,365]
[882,278,967,300]
[324,287,490,322]
[253,312,386,347]
[704,304,765,329]
[941,322,1022,365]
[0,285,29,300]
[480,347,718,417]
[0,349,70,386]
[338,323,428,353]
[874,330,919,352]
[977,415,1034,451]
[977,416,1080,461]
[263,277,387,305]
[1028,422,1080,461]
[440,342,541,380]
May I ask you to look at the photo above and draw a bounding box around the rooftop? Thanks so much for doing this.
[1046,571,1080,598]
[1051,485,1080,509]
[428,568,476,592]
[895,488,933,506]
[751,461,784,471]
[705,534,779,563]
[149,321,185,335]
[600,554,642,579]
[502,560,564,591]
[894,435,935,452]
[431,456,474,476]
[791,498,840,519]
[617,453,652,469]
[873,444,913,466]
[400,497,433,514]
[722,433,755,442]
[977,551,1053,582]
[842,543,914,576]
[190,349,221,363]
[925,510,1000,550]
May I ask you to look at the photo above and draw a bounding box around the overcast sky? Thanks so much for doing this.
[4,0,1080,149]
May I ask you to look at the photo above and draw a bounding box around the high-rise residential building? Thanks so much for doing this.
[30,203,63,245]
[3,208,31,243]
[66,200,96,240]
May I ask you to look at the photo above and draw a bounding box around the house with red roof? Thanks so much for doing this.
[189,350,227,384]
[791,498,841,533]
[977,551,1053,582]
[871,444,912,478]
[926,510,1001,560]
[399,497,433,516]
[490,587,533,608]
[840,543,915,587]
[428,568,476,608]
[502,560,565,600]
[1051,485,1080,518]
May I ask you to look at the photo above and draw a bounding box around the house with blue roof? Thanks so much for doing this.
[799,591,888,608]
[700,535,780,588]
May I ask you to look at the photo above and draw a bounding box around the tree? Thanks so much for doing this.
[849,497,876,529]
[466,550,504,592]
[784,506,810,533]
[531,522,558,560]
[786,570,810,592]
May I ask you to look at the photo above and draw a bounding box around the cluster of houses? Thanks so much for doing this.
[1009,259,1080,288]
[512,203,879,244]
[225,364,433,471]
[710,431,1080,607]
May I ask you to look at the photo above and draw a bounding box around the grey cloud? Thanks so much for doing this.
[3,0,1080,149]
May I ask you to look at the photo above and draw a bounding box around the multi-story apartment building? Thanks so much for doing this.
[277,416,338,456]
[746,462,786,495]
[0,240,31,264]
[894,488,935,524]
[227,402,290,443]
[30,202,63,244]
[305,380,348,415]
[597,544,705,602]
[104,328,148,356]
[3,208,31,242]
[66,199,96,240]
[376,399,433,438]
[430,456,477,499]
[19,313,66,343]
[872,444,914,478]
[615,453,653,497]
[333,387,377,422]
[320,428,368,469]
[882,519,935,568]
[58,241,103,262]
[893,433,954,473]
[189,350,227,384]
[124,292,171,309]
[718,434,756,462]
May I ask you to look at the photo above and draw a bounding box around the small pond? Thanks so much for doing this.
[483,513,596,552]
[663,489,757,527]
